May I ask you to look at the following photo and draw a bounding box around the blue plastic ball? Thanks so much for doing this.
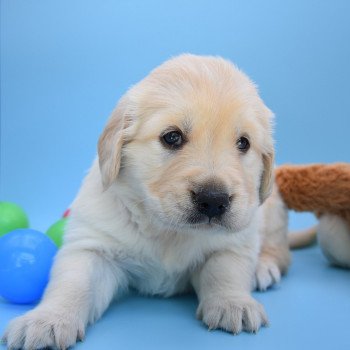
[0,229,57,304]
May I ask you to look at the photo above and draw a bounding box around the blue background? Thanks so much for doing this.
[1,1,350,349]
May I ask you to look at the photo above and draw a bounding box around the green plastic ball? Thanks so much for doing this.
[46,218,67,247]
[0,202,29,237]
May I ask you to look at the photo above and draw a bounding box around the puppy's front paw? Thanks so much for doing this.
[255,258,281,291]
[2,307,85,350]
[196,295,268,334]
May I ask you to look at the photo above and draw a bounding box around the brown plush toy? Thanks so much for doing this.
[275,163,350,268]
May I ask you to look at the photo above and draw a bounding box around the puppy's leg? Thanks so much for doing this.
[192,250,268,334]
[255,186,290,291]
[3,244,127,350]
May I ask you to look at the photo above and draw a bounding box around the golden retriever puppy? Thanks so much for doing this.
[3,54,290,350]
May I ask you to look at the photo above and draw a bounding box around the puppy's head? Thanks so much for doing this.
[98,54,274,233]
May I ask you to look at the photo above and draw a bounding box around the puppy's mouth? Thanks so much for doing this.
[185,213,231,230]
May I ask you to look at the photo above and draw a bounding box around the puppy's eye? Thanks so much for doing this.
[162,131,184,149]
[236,137,250,152]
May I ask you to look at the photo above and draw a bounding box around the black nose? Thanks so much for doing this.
[191,188,230,219]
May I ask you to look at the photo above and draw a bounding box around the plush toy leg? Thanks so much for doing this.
[318,214,350,268]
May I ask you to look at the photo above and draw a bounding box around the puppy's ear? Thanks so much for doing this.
[98,96,130,189]
[259,152,275,204]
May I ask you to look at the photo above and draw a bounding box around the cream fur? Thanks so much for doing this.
[3,54,290,349]
[318,214,350,268]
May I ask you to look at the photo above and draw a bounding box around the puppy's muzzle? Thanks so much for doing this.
[191,185,231,220]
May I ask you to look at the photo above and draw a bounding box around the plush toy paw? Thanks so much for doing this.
[196,295,268,334]
[254,258,281,291]
[2,307,85,350]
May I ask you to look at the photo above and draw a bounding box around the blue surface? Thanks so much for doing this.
[1,1,350,349]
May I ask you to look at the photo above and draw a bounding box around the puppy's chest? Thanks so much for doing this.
[121,255,192,297]
[119,233,216,296]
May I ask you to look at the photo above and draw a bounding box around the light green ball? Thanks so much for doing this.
[0,202,29,237]
[46,218,67,248]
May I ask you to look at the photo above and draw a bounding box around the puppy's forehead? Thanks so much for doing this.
[135,55,258,114]
[139,100,255,136]
[134,90,262,142]
[129,55,271,142]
